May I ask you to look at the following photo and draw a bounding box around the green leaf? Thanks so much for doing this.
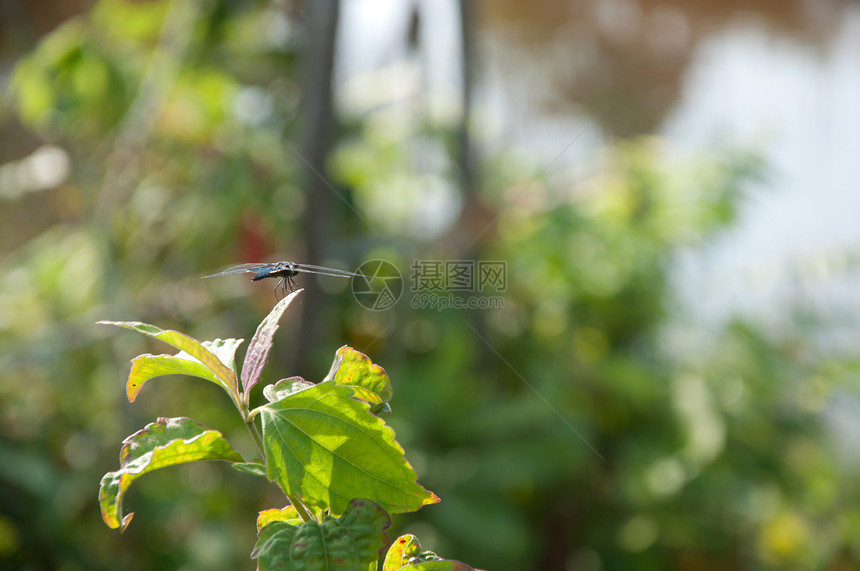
[383,535,481,571]
[118,417,215,466]
[326,346,393,407]
[125,338,243,402]
[127,353,223,402]
[98,321,240,402]
[241,290,301,393]
[99,417,243,531]
[252,499,390,571]
[259,382,438,516]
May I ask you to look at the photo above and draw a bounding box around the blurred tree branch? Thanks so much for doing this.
[95,0,202,216]
[93,0,203,306]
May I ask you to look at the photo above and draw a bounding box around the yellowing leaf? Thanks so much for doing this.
[327,345,393,407]
[99,417,243,531]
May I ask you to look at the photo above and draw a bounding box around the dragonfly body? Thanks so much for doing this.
[203,261,367,298]
[249,262,300,281]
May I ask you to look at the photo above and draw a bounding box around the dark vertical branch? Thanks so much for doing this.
[452,0,492,252]
[456,0,476,206]
[456,0,493,368]
[294,0,340,373]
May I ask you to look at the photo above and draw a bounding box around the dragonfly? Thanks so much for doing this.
[203,261,369,298]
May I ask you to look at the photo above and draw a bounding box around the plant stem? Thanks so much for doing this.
[236,388,266,459]
[245,416,265,459]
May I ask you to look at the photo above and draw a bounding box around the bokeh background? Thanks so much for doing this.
[2,0,860,569]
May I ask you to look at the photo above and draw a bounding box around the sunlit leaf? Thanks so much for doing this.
[383,534,481,571]
[241,290,302,393]
[98,320,239,400]
[99,417,243,531]
[119,417,214,466]
[124,338,243,402]
[252,499,390,571]
[127,353,221,402]
[326,345,393,407]
[259,382,438,516]
[382,534,423,570]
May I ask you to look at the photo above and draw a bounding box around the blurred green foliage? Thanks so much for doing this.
[1,1,859,570]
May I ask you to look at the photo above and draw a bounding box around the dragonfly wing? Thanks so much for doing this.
[293,263,369,279]
[202,263,276,279]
